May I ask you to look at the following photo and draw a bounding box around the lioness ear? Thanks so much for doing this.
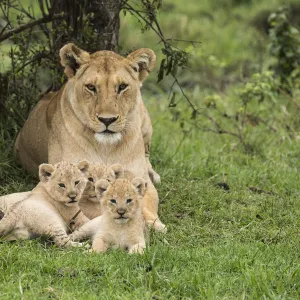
[95,179,110,199]
[131,177,146,197]
[77,160,89,173]
[110,164,124,179]
[127,48,156,82]
[59,43,90,77]
[39,164,55,182]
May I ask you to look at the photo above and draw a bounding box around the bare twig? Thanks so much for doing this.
[0,13,66,42]
[123,2,199,114]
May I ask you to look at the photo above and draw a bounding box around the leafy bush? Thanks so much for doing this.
[268,6,300,92]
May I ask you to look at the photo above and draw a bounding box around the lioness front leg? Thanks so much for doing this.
[143,183,167,233]
[146,158,161,185]
[92,236,108,253]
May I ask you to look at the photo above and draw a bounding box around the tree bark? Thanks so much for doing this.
[51,0,123,53]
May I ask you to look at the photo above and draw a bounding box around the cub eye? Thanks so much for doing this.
[118,83,128,93]
[88,177,94,182]
[58,183,65,188]
[86,84,96,92]
[75,181,80,186]
[126,199,132,204]
[110,199,117,204]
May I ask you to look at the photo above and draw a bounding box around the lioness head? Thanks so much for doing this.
[39,160,89,207]
[95,178,146,224]
[83,163,124,203]
[60,43,156,144]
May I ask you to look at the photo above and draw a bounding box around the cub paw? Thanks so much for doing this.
[128,244,145,254]
[69,241,84,247]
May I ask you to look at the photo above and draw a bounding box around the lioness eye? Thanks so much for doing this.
[88,177,94,182]
[110,199,117,204]
[75,181,80,186]
[126,199,132,204]
[59,183,65,188]
[86,84,96,92]
[118,83,128,93]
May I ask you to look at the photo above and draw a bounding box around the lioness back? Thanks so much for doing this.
[14,91,59,174]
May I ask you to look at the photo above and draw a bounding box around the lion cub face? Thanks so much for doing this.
[39,161,89,207]
[59,43,156,144]
[83,163,123,203]
[95,178,146,224]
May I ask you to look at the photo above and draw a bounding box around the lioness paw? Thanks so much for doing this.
[147,220,167,234]
[149,169,161,185]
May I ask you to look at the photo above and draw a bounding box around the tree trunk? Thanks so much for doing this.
[51,0,123,53]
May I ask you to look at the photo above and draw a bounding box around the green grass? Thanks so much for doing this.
[1,0,300,298]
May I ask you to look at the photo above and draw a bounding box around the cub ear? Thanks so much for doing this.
[95,179,110,199]
[131,177,146,197]
[59,43,90,77]
[127,48,156,82]
[39,164,55,182]
[110,164,124,179]
[77,160,89,173]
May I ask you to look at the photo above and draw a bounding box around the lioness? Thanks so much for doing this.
[14,44,165,232]
[70,178,147,254]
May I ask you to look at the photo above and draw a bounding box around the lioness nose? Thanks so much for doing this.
[98,116,118,127]
[117,208,126,216]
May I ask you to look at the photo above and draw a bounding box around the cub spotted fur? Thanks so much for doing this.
[79,163,123,219]
[0,161,89,246]
[70,178,147,254]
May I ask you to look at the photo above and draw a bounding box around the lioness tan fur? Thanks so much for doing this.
[79,162,123,219]
[0,161,89,246]
[14,43,165,232]
[70,178,147,254]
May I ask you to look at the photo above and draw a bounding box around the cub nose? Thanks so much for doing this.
[68,192,76,200]
[98,116,118,127]
[117,208,126,216]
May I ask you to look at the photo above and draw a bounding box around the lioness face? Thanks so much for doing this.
[60,44,156,144]
[39,161,89,207]
[95,178,146,224]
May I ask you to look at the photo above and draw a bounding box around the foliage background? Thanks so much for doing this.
[1,0,300,298]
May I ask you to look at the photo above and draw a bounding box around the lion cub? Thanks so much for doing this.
[70,177,147,254]
[79,163,123,219]
[0,192,31,216]
[0,161,89,247]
